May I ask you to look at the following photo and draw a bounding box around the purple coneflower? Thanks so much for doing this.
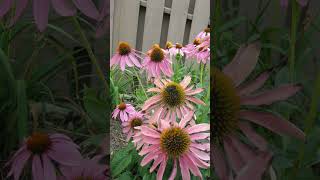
[143,44,173,78]
[122,111,149,142]
[212,42,305,179]
[165,41,185,59]
[142,76,205,123]
[6,132,82,180]
[110,42,142,71]
[112,102,136,122]
[0,0,100,31]
[136,112,210,180]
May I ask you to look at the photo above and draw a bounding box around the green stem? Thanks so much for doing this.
[72,17,108,91]
[133,68,148,98]
[289,0,299,82]
[200,63,205,85]
[291,72,320,178]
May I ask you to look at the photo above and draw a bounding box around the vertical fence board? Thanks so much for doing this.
[142,0,165,52]
[167,0,190,44]
[110,0,114,54]
[112,0,140,54]
[188,0,210,43]
[111,0,120,54]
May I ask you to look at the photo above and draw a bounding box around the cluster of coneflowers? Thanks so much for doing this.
[111,28,210,179]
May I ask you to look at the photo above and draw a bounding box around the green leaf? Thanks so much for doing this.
[83,88,108,132]
[112,153,132,177]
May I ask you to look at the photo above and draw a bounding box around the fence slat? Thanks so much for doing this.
[110,0,114,54]
[188,0,210,43]
[112,0,140,54]
[167,0,190,44]
[142,0,165,52]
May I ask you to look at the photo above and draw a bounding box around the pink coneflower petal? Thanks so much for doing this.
[157,160,167,180]
[0,0,12,17]
[238,71,271,95]
[32,155,44,180]
[168,159,177,180]
[228,135,256,161]
[13,150,31,180]
[238,121,268,150]
[42,154,56,180]
[73,0,100,19]
[186,124,210,134]
[179,158,190,180]
[241,84,301,105]
[9,0,28,26]
[223,43,260,87]
[212,147,228,179]
[33,0,50,32]
[239,111,305,140]
[235,151,272,180]
[223,138,244,172]
[51,0,77,16]
[183,155,202,178]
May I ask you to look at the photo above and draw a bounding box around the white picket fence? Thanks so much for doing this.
[110,0,210,54]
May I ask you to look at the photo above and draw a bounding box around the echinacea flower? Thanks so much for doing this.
[143,44,173,78]
[183,38,202,59]
[112,102,136,122]
[136,112,210,180]
[165,41,185,59]
[122,111,148,142]
[59,156,107,180]
[280,0,308,8]
[212,43,305,179]
[196,27,210,40]
[142,76,205,123]
[187,36,210,64]
[110,42,142,71]
[0,0,100,31]
[6,132,82,180]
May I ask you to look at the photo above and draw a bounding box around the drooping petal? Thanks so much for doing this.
[236,151,272,180]
[240,111,305,140]
[42,154,56,180]
[223,42,260,87]
[241,84,301,105]
[10,0,29,26]
[157,158,167,180]
[190,147,210,161]
[51,0,77,16]
[182,155,203,178]
[0,0,12,17]
[72,0,100,19]
[238,121,268,150]
[228,134,256,161]
[33,0,50,31]
[212,147,228,179]
[186,96,206,105]
[223,138,245,172]
[179,157,191,180]
[237,71,270,96]
[32,155,44,180]
[168,159,177,180]
[12,149,31,180]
